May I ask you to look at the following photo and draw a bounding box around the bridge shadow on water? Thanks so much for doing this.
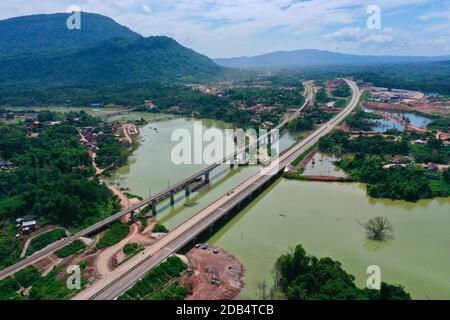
[177,169,284,255]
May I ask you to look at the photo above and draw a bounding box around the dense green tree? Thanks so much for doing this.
[274,244,411,300]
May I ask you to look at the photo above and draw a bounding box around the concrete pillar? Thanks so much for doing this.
[170,191,175,206]
[130,210,136,223]
[151,201,157,216]
[185,182,191,197]
[205,172,210,184]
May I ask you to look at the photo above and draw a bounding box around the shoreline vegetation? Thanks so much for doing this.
[272,244,411,300]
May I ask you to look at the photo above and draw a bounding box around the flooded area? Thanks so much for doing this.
[363,108,433,132]
[302,152,347,178]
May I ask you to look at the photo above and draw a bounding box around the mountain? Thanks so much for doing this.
[0,13,140,58]
[0,13,223,84]
[214,49,450,68]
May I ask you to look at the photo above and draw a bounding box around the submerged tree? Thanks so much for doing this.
[363,217,394,241]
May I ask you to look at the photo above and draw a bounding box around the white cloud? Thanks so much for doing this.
[0,0,443,57]
[141,4,152,14]
[419,11,450,21]
[324,27,394,44]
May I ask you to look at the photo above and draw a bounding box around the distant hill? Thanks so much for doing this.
[0,12,140,58]
[215,49,450,68]
[0,13,223,84]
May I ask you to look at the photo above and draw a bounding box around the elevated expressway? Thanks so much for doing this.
[74,79,360,300]
[0,81,314,280]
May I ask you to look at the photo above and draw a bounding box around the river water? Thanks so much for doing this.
[209,180,450,300]
[110,114,450,300]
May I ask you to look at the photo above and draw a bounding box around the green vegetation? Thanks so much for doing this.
[0,222,21,270]
[152,223,169,233]
[28,266,80,300]
[288,107,332,132]
[274,244,411,300]
[123,243,139,256]
[346,110,383,131]
[339,158,433,201]
[0,13,139,58]
[55,240,87,258]
[410,138,450,164]
[355,61,450,95]
[427,117,450,132]
[96,135,129,169]
[0,265,82,300]
[14,265,41,288]
[124,192,143,201]
[0,276,22,300]
[0,112,119,227]
[145,283,187,300]
[315,88,330,104]
[0,111,122,270]
[120,256,187,300]
[318,131,450,201]
[331,84,351,98]
[319,131,409,156]
[290,145,317,167]
[96,222,130,250]
[27,228,67,256]
[225,87,304,108]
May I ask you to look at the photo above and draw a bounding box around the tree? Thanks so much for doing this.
[362,217,394,241]
[273,244,411,300]
[258,280,268,300]
[444,170,450,184]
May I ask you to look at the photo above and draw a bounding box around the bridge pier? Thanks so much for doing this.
[204,172,210,184]
[151,201,157,216]
[170,191,175,206]
[185,182,191,197]
[129,210,136,223]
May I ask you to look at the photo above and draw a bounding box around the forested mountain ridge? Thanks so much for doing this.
[0,13,224,85]
[0,36,223,84]
[215,49,450,68]
[0,12,140,58]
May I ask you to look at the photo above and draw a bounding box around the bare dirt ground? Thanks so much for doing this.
[364,101,450,116]
[411,101,450,115]
[364,101,406,112]
[182,246,244,300]
[95,221,156,276]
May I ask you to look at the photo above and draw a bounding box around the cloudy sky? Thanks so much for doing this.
[1,0,450,58]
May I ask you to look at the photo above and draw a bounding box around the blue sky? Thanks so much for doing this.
[1,0,450,58]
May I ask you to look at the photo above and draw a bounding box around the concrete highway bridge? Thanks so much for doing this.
[73,79,360,300]
[0,81,314,280]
